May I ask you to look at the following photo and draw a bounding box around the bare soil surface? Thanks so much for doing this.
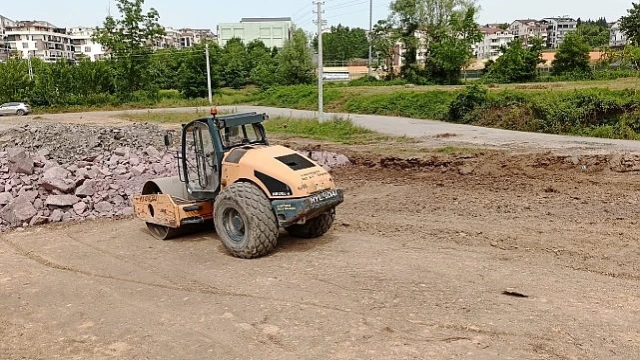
[1,110,640,359]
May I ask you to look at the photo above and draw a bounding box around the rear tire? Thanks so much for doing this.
[16,110,24,116]
[286,212,335,239]
[214,182,279,259]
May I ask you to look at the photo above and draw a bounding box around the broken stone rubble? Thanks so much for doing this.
[0,122,352,232]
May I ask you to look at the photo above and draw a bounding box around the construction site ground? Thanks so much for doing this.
[2,108,640,359]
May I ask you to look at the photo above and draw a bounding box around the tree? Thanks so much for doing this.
[246,40,277,88]
[552,32,592,75]
[485,38,544,83]
[177,42,222,98]
[388,0,480,76]
[275,29,314,85]
[92,0,165,95]
[422,6,483,84]
[621,2,640,45]
[221,38,249,89]
[577,22,610,48]
[370,19,401,78]
[313,24,369,62]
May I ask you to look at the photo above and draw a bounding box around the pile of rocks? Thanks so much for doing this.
[0,122,351,231]
[0,144,176,230]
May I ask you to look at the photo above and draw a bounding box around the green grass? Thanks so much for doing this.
[119,109,235,124]
[117,110,404,144]
[263,117,408,144]
[32,87,255,115]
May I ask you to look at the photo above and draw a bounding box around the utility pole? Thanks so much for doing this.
[368,0,373,77]
[27,54,33,80]
[205,43,212,104]
[313,1,325,122]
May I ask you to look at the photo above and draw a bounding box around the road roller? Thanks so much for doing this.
[132,109,344,259]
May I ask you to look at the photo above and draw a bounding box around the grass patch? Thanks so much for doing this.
[435,146,486,155]
[32,87,255,115]
[264,117,407,144]
[119,109,235,124]
[118,110,403,145]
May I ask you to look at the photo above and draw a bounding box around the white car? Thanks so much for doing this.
[0,102,31,116]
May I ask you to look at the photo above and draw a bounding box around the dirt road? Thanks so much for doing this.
[2,157,640,359]
[6,105,640,154]
[1,109,640,359]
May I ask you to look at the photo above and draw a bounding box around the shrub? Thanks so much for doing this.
[448,84,488,122]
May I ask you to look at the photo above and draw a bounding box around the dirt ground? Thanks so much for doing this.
[2,110,640,359]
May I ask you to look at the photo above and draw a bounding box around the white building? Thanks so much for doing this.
[609,21,628,48]
[542,17,577,49]
[153,27,216,50]
[217,17,292,48]
[508,19,548,46]
[5,20,75,62]
[474,27,515,60]
[68,27,105,61]
[178,28,216,48]
[0,15,16,61]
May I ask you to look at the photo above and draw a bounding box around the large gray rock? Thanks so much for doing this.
[94,201,113,213]
[41,178,76,193]
[73,201,88,215]
[75,180,96,197]
[43,166,70,180]
[29,216,50,226]
[145,146,161,159]
[0,195,37,227]
[45,195,81,207]
[9,155,34,175]
[50,209,64,222]
[0,192,14,206]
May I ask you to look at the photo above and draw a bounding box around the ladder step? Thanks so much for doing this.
[183,205,202,212]
[181,216,205,225]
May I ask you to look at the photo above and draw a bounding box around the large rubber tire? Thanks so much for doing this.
[213,182,279,259]
[16,110,24,116]
[286,212,335,239]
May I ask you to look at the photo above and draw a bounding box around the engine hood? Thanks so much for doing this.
[221,145,337,198]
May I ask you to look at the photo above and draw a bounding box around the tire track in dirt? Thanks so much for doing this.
[2,234,534,346]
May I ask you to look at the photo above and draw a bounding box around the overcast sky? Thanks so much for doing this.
[1,0,634,33]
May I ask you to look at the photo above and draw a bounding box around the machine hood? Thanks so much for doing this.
[222,145,337,198]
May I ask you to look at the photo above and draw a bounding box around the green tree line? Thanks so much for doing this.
[0,0,314,107]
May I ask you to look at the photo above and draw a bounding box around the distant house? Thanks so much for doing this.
[508,19,548,46]
[542,17,578,49]
[473,27,515,60]
[609,21,628,48]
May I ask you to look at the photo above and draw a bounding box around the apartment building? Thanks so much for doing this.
[178,28,216,48]
[217,17,293,48]
[474,27,515,60]
[542,17,577,49]
[0,15,15,61]
[68,27,105,61]
[508,19,548,46]
[153,27,217,50]
[4,20,74,62]
[609,21,628,47]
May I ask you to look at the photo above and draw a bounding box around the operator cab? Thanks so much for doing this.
[175,108,270,200]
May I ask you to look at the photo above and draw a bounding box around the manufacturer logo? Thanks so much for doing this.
[309,190,339,204]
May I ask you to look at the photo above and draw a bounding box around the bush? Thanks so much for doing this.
[448,84,488,122]
[344,90,459,120]
[158,89,183,100]
[348,76,408,87]
[254,85,342,110]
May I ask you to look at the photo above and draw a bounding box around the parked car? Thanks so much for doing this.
[0,102,31,116]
